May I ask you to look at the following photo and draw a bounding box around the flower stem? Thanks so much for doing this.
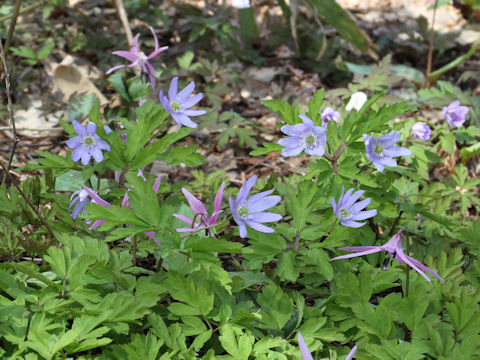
[132,235,137,267]
[180,219,230,239]
[325,141,347,174]
[405,231,410,298]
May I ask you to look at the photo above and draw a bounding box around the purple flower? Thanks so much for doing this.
[363,131,412,173]
[443,100,469,128]
[331,230,444,283]
[229,175,282,238]
[106,26,168,88]
[66,121,111,165]
[331,186,377,228]
[298,333,358,360]
[173,182,226,235]
[159,77,206,128]
[69,189,91,219]
[321,107,340,127]
[278,114,327,157]
[411,122,431,140]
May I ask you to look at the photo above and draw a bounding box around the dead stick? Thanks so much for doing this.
[4,0,22,54]
[0,162,58,243]
[0,39,18,170]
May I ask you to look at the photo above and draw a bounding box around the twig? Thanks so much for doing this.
[425,0,439,88]
[0,0,44,23]
[0,38,18,170]
[4,0,22,54]
[0,161,58,244]
[113,0,133,45]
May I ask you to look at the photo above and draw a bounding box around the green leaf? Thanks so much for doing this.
[219,325,254,360]
[10,45,36,60]
[306,88,325,123]
[184,236,244,253]
[157,145,204,166]
[249,142,284,156]
[37,41,55,60]
[263,99,299,125]
[257,284,293,330]
[130,127,193,169]
[276,251,299,282]
[28,150,77,170]
[108,73,132,102]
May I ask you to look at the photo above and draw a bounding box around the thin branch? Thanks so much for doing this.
[0,38,18,170]
[425,0,439,88]
[4,0,22,54]
[0,161,58,243]
[113,0,133,45]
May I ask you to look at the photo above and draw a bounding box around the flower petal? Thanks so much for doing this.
[72,120,86,136]
[112,50,139,62]
[66,136,81,149]
[171,113,198,128]
[86,122,97,135]
[176,81,195,101]
[248,195,281,213]
[244,219,275,233]
[182,93,204,109]
[297,333,314,360]
[168,77,179,99]
[281,145,304,157]
[351,209,377,221]
[249,212,282,223]
[236,176,257,207]
[331,247,383,261]
[181,188,207,215]
[182,109,206,117]
[340,219,366,228]
[173,213,194,227]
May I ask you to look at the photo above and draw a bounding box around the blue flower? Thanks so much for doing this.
[363,131,412,172]
[278,114,326,157]
[229,175,282,238]
[159,77,206,128]
[66,121,111,165]
[69,189,91,219]
[331,186,377,228]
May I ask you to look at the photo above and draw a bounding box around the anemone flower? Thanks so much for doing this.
[229,175,282,238]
